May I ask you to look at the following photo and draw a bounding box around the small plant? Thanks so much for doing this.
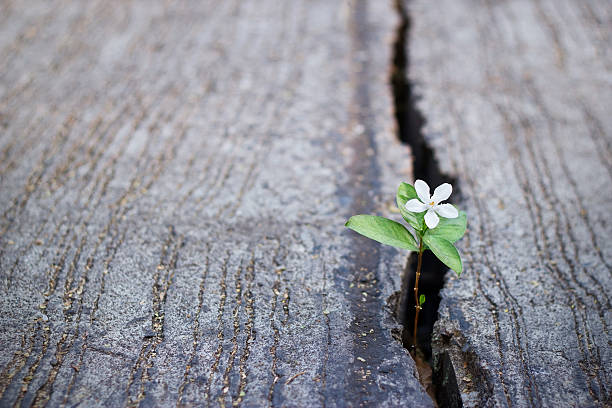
[345,180,466,348]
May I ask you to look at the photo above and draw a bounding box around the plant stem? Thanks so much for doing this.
[413,238,424,347]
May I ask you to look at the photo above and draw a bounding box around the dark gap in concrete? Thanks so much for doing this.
[390,0,462,406]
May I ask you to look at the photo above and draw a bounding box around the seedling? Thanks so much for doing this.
[345,180,466,348]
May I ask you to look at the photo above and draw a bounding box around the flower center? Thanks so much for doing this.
[429,201,435,206]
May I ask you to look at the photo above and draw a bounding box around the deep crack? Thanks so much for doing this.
[390,0,462,406]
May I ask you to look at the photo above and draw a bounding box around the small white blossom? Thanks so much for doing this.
[405,179,458,229]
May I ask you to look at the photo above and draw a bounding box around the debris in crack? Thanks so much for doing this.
[431,318,494,408]
[431,322,465,408]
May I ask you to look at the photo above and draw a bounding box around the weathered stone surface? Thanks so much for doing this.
[0,1,433,406]
[408,0,612,406]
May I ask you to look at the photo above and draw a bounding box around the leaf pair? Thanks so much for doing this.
[345,182,467,276]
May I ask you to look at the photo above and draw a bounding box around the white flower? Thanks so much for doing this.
[404,179,458,229]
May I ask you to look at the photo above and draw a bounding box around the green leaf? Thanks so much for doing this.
[397,182,417,201]
[426,210,467,243]
[419,294,426,306]
[396,182,425,232]
[345,215,418,251]
[422,234,463,276]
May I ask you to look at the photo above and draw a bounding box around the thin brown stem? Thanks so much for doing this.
[413,238,424,347]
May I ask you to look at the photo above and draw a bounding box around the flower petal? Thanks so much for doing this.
[414,179,431,203]
[431,183,452,204]
[424,209,440,229]
[435,203,459,218]
[405,199,428,213]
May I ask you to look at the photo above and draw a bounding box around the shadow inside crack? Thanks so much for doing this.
[390,0,463,406]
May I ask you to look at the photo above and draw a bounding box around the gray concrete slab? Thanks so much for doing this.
[0,1,433,406]
[408,0,612,406]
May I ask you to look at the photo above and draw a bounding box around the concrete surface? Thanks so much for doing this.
[0,1,433,406]
[408,0,612,406]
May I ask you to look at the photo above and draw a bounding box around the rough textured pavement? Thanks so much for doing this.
[408,0,612,406]
[0,1,433,407]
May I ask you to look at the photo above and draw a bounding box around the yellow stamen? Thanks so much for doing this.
[429,201,435,206]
